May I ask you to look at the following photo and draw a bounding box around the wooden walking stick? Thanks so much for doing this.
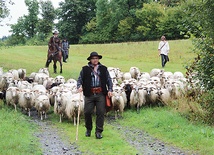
[76,92,81,141]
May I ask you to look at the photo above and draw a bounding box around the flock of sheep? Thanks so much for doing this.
[0,66,197,123]
[0,67,84,124]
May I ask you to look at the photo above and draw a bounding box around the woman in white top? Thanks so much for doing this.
[158,36,170,68]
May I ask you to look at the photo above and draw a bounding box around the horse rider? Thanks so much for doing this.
[47,30,61,63]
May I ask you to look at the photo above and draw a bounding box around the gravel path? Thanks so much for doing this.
[29,110,82,155]
[29,111,197,155]
[106,117,196,155]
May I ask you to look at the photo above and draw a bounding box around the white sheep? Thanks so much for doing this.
[34,94,51,120]
[0,75,7,92]
[122,72,132,80]
[17,80,32,90]
[160,71,173,86]
[130,85,147,112]
[173,71,184,80]
[67,78,77,85]
[111,89,125,119]
[6,87,20,111]
[48,86,60,106]
[32,84,47,98]
[113,85,127,107]
[108,67,117,79]
[29,72,37,80]
[129,67,140,79]
[144,84,158,106]
[137,72,150,81]
[2,72,14,86]
[150,68,164,78]
[8,69,19,80]
[54,91,72,122]
[54,75,65,84]
[34,73,49,85]
[156,88,171,105]
[18,68,26,79]
[65,92,84,125]
[149,76,161,88]
[18,89,35,116]
[43,77,55,89]
[38,67,50,77]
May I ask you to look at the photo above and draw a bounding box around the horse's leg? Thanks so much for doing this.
[59,60,62,74]
[45,58,50,67]
[53,61,57,73]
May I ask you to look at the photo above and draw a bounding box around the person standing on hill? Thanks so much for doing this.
[77,51,113,139]
[158,35,170,68]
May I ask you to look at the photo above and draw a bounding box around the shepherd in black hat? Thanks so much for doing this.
[77,51,113,139]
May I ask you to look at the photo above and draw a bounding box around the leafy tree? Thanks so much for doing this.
[0,0,14,23]
[24,0,39,38]
[37,0,56,40]
[116,17,136,41]
[185,0,214,90]
[136,2,165,40]
[82,0,150,43]
[8,16,27,45]
[157,6,189,39]
[184,0,214,124]
[156,0,182,7]
[10,17,26,36]
[57,0,97,43]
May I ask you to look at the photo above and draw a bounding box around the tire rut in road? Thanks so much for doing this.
[29,110,82,155]
[107,117,197,155]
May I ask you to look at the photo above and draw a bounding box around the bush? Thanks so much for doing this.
[198,88,214,125]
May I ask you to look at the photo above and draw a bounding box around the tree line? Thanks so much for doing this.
[0,0,197,45]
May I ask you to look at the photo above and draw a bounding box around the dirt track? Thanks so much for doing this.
[29,112,196,155]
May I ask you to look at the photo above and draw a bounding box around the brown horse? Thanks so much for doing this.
[45,43,62,74]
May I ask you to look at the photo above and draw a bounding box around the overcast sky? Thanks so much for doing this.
[0,0,63,38]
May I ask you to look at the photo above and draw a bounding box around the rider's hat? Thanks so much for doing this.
[53,30,59,35]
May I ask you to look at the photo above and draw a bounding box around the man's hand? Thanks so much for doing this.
[108,91,112,98]
[78,87,83,93]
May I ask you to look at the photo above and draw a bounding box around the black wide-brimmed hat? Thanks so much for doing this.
[87,52,102,60]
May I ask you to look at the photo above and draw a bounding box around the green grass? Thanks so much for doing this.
[0,39,195,80]
[0,40,213,155]
[0,104,41,155]
[118,107,214,155]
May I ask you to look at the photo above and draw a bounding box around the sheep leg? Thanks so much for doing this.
[28,109,31,117]
[136,104,140,114]
[40,112,43,121]
[74,116,77,126]
[14,104,17,112]
[115,110,117,119]
[59,114,62,123]
[44,112,47,119]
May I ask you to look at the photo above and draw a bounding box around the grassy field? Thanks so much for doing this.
[1,39,195,80]
[0,40,214,155]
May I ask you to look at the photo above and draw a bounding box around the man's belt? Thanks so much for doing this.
[91,87,102,94]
